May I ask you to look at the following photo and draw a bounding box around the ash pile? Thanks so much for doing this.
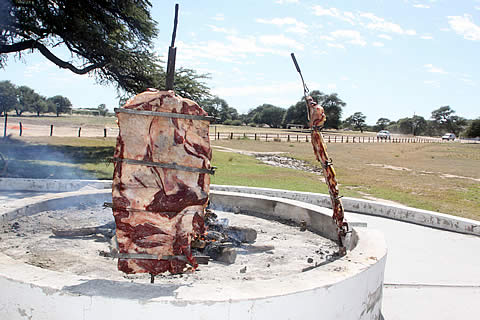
[190,209,257,264]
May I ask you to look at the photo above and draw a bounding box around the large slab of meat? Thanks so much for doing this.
[112,89,212,275]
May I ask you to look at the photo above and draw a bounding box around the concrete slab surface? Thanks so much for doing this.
[345,211,480,319]
[0,188,478,320]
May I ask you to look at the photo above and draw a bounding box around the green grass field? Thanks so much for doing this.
[1,136,478,221]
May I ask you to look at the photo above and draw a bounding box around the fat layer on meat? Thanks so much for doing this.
[112,89,211,274]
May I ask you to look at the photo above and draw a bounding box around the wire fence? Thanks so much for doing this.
[2,122,477,144]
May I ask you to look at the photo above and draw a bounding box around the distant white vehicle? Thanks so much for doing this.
[377,130,390,140]
[442,133,456,141]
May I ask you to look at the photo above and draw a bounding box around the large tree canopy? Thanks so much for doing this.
[1,0,211,100]
[0,80,17,116]
[283,90,345,129]
[431,106,467,136]
[344,112,367,132]
[247,104,285,128]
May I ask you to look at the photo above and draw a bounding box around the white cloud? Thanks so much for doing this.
[373,41,384,47]
[327,43,345,49]
[275,0,299,3]
[476,6,480,11]
[420,35,433,40]
[360,12,417,35]
[176,33,299,64]
[448,14,480,41]
[259,34,304,50]
[424,64,448,74]
[212,13,224,21]
[378,34,393,40]
[413,4,430,8]
[331,29,367,46]
[213,81,300,98]
[320,35,335,41]
[208,25,237,35]
[459,77,476,86]
[312,5,355,24]
[256,17,308,34]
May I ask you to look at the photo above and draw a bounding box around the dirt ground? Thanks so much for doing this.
[0,203,339,284]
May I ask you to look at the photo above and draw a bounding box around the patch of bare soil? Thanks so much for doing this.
[368,163,480,182]
[0,204,339,285]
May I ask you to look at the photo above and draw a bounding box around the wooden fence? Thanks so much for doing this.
[3,122,461,144]
[208,132,441,143]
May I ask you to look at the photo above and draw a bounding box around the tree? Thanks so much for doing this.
[200,97,237,123]
[411,115,427,136]
[0,1,211,100]
[0,80,17,116]
[283,101,308,128]
[48,95,72,116]
[315,91,345,129]
[375,118,391,131]
[247,104,285,128]
[28,94,48,117]
[283,90,345,129]
[464,119,480,138]
[344,112,367,132]
[97,104,108,117]
[1,0,157,94]
[431,106,467,136]
[16,85,39,116]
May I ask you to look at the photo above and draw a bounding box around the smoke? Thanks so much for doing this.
[0,137,105,179]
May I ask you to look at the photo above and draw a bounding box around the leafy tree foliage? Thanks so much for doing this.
[431,106,467,136]
[1,0,157,93]
[283,90,345,129]
[394,116,427,135]
[375,118,391,131]
[97,104,108,117]
[464,119,480,138]
[200,96,237,123]
[1,1,211,100]
[344,112,367,132]
[247,104,285,128]
[0,80,17,115]
[30,94,49,117]
[15,85,35,116]
[48,95,72,116]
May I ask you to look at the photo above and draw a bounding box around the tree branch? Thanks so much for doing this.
[0,40,105,74]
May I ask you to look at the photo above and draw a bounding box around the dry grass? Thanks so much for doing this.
[212,139,480,221]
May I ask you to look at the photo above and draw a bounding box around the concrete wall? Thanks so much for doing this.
[1,178,477,236]
[210,185,480,237]
[0,188,386,320]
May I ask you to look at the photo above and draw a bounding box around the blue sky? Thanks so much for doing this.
[1,0,479,124]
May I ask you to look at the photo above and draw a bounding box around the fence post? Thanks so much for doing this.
[50,124,54,136]
[347,136,349,143]
[3,113,7,138]
[297,135,299,142]
[341,136,343,143]
[287,135,290,142]
[266,133,268,142]
[19,122,22,136]
[78,127,81,137]
[217,132,220,140]
[230,132,233,139]
[104,128,107,138]
[244,133,246,139]
[335,136,337,143]
[328,136,331,143]
[254,133,257,140]
[306,135,309,142]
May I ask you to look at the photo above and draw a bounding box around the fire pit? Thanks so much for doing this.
[0,187,386,320]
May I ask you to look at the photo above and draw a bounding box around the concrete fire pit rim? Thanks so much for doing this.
[0,188,386,302]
